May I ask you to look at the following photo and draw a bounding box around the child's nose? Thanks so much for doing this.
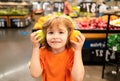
[53,33,59,38]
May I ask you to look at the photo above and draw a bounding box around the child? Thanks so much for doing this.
[30,16,85,81]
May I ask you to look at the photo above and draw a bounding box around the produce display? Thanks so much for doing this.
[101,15,118,22]
[107,33,120,52]
[74,17,107,30]
[34,16,51,30]
[0,9,29,15]
[33,10,120,30]
[71,6,80,13]
[69,6,94,18]
[69,6,79,18]
[33,13,75,30]
[79,12,94,17]
[69,11,79,18]
[74,15,119,30]
[110,18,120,27]
[109,18,120,30]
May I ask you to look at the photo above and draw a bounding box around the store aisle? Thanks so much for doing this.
[0,24,34,81]
[0,23,119,81]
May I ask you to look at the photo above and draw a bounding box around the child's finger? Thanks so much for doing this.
[76,35,82,42]
[77,34,85,42]
[37,37,42,42]
[70,39,76,44]
[30,32,37,39]
[80,34,85,42]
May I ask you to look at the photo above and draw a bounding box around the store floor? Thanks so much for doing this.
[0,23,119,81]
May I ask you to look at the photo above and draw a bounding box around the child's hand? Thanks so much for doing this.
[70,34,85,51]
[30,32,41,48]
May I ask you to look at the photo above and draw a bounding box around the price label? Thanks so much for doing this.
[42,1,50,10]
[11,18,22,27]
[91,49,116,62]
[53,2,64,12]
[80,2,97,13]
[0,18,7,27]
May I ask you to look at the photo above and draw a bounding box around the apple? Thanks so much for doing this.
[70,30,81,42]
[36,30,45,44]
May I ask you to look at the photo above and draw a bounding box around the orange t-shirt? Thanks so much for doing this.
[40,47,74,81]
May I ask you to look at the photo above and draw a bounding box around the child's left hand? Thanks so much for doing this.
[70,34,85,51]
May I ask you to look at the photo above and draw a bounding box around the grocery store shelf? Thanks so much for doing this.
[79,29,120,39]
[83,33,106,39]
[80,29,120,33]
[0,14,30,28]
[0,2,30,6]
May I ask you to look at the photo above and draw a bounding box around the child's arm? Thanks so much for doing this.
[29,32,43,78]
[70,34,85,81]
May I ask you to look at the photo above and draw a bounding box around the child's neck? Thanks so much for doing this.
[51,47,65,54]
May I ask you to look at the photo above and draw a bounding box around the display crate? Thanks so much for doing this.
[8,15,29,28]
[0,16,8,27]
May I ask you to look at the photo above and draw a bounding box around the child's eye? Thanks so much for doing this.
[59,31,64,34]
[48,32,53,34]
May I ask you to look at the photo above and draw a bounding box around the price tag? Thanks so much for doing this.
[42,1,50,10]
[0,18,7,27]
[42,1,51,10]
[53,2,64,12]
[91,49,116,61]
[80,2,97,14]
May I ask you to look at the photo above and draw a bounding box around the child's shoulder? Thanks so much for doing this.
[40,47,47,54]
[66,47,74,53]
[68,47,74,50]
[40,46,45,50]
[39,47,50,58]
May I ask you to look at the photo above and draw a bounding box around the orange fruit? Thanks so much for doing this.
[70,30,81,42]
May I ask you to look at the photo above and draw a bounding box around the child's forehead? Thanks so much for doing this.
[47,25,67,31]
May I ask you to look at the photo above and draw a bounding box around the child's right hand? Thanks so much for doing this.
[30,32,41,48]
[70,33,85,51]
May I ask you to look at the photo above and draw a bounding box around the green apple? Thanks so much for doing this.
[36,30,45,44]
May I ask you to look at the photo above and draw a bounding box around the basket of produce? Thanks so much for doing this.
[107,33,120,52]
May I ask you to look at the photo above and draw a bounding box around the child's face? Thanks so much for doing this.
[46,25,68,50]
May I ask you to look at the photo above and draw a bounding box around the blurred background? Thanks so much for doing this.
[0,0,120,81]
